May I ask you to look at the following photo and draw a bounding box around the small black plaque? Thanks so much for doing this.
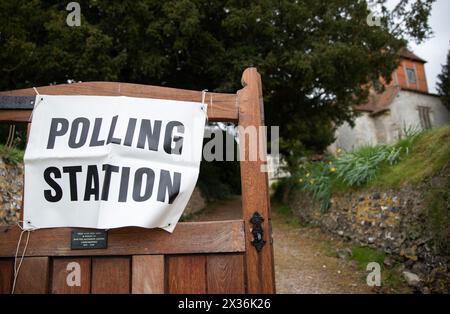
[71,229,108,250]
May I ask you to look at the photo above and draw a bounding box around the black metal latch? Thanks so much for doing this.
[250,211,266,252]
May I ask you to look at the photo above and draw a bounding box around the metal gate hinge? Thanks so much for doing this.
[250,211,266,253]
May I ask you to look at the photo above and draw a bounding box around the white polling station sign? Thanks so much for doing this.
[23,95,206,232]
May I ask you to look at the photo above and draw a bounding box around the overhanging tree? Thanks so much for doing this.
[0,0,435,171]
[437,50,450,110]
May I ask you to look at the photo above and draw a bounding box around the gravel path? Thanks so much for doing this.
[192,196,374,294]
[272,215,373,293]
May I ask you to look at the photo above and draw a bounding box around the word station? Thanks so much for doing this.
[43,116,185,204]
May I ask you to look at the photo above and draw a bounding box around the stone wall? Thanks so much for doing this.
[0,157,23,225]
[287,165,449,293]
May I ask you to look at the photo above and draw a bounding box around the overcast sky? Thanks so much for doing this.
[387,0,450,93]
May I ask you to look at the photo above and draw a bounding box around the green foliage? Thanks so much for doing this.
[296,161,333,212]
[378,0,435,43]
[271,178,291,203]
[0,0,435,167]
[279,129,421,211]
[274,205,301,227]
[0,124,28,150]
[0,144,24,164]
[351,246,385,270]
[198,159,241,201]
[401,123,421,139]
[424,179,449,255]
[197,128,241,201]
[305,142,410,210]
[350,246,407,290]
[437,50,450,110]
[334,144,408,187]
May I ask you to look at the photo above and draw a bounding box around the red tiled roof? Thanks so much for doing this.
[354,48,429,114]
[398,47,427,63]
[355,85,439,114]
[355,85,400,115]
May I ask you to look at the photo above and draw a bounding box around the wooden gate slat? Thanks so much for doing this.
[206,254,245,294]
[14,257,49,294]
[0,260,14,294]
[51,258,91,294]
[0,221,245,257]
[167,255,206,294]
[91,257,130,294]
[0,82,238,122]
[131,255,165,294]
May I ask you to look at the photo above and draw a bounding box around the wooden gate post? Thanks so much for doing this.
[238,68,276,293]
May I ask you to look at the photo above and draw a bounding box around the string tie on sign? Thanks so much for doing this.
[29,87,43,123]
[11,220,36,294]
[201,89,208,123]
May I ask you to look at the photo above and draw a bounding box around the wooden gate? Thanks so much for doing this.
[0,67,275,294]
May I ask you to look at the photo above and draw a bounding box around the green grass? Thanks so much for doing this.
[369,125,450,188]
[351,246,407,291]
[424,183,450,255]
[0,144,24,164]
[351,246,386,270]
[274,205,301,227]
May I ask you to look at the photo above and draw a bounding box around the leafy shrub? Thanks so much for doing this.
[296,161,333,212]
[278,131,419,212]
[0,144,24,164]
[401,123,421,139]
[334,144,407,186]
